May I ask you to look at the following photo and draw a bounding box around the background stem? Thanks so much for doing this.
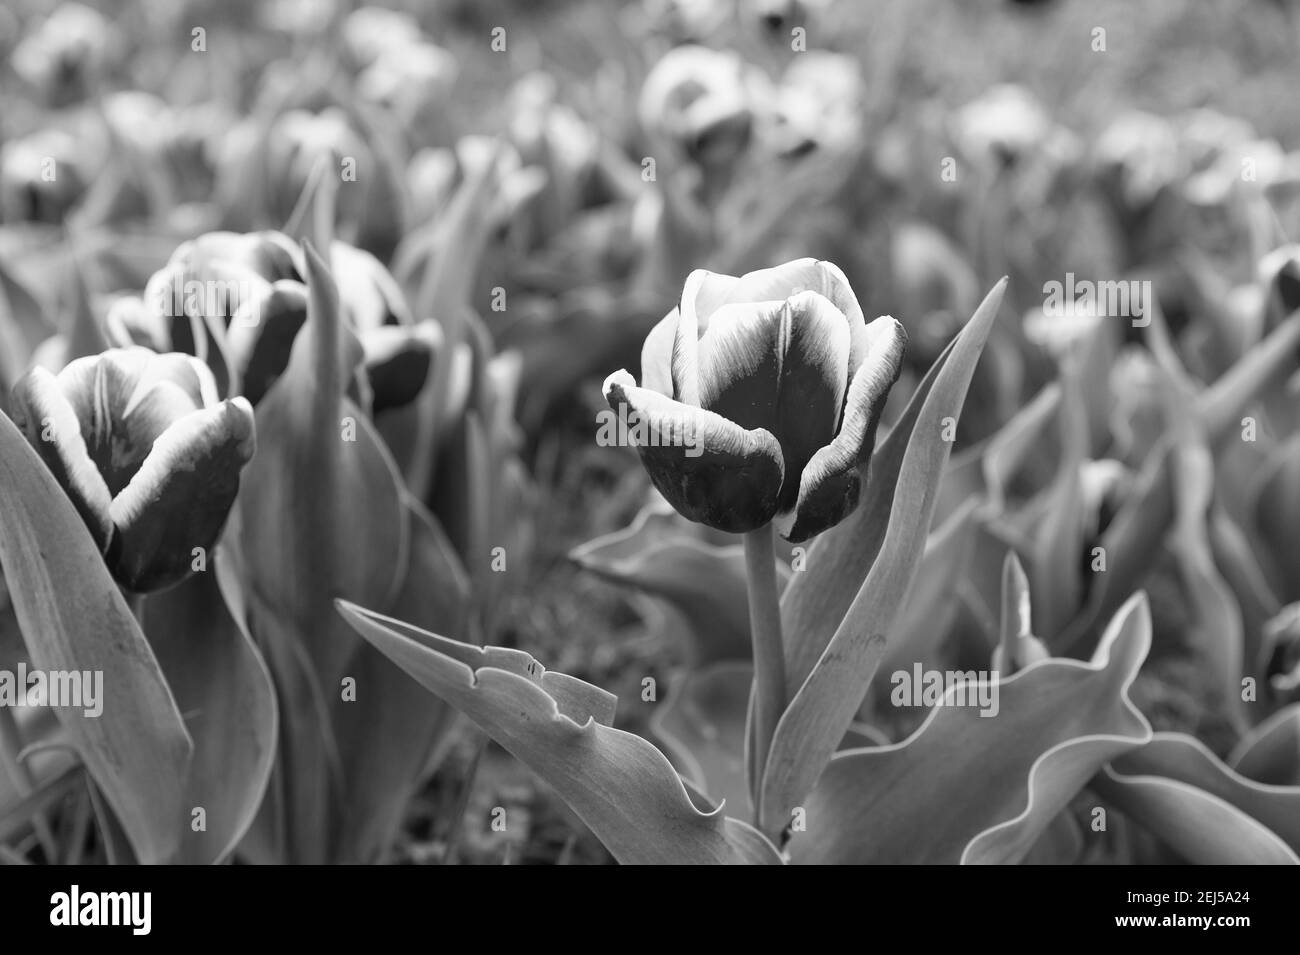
[742,524,785,824]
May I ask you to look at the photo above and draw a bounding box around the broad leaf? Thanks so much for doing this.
[142,568,278,864]
[763,279,1007,837]
[0,410,192,864]
[337,601,783,865]
[653,662,752,817]
[784,593,1151,864]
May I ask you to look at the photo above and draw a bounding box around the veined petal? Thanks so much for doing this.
[10,366,114,550]
[785,315,906,542]
[108,397,257,593]
[605,370,783,533]
[641,308,680,397]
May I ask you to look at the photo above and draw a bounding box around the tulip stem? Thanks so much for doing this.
[742,524,785,822]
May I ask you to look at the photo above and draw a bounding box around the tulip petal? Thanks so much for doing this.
[640,308,680,397]
[360,324,437,414]
[786,315,906,542]
[109,397,256,592]
[775,291,851,504]
[605,370,784,533]
[59,349,213,495]
[10,366,114,549]
[696,299,783,430]
[225,281,309,406]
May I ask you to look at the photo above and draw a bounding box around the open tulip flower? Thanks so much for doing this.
[10,347,255,593]
[604,258,906,543]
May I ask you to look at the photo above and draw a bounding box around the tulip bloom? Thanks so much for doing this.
[11,348,255,592]
[604,259,906,542]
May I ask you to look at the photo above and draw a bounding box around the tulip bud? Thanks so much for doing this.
[605,258,906,541]
[10,348,256,593]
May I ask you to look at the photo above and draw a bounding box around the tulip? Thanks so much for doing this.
[604,257,905,795]
[0,130,86,225]
[604,258,906,543]
[11,3,113,108]
[10,348,256,593]
[638,46,761,178]
[138,233,431,411]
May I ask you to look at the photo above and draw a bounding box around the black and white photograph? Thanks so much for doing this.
[0,0,1297,917]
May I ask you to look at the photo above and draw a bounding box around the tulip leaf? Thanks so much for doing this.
[1099,732,1300,858]
[331,496,472,863]
[234,244,410,861]
[0,410,192,864]
[1252,435,1300,600]
[653,661,753,816]
[764,278,1007,838]
[570,501,768,663]
[1029,366,1087,640]
[874,499,979,686]
[1230,704,1300,786]
[142,568,278,864]
[336,600,783,864]
[784,593,1152,864]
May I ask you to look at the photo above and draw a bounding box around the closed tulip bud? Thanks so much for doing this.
[604,258,906,542]
[10,348,256,593]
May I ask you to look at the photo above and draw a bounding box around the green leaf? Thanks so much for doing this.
[1230,704,1300,786]
[763,278,1007,838]
[571,501,773,663]
[331,496,472,863]
[653,662,752,817]
[142,568,278,864]
[1094,734,1299,864]
[1028,366,1088,639]
[874,499,979,686]
[0,410,192,864]
[233,243,410,862]
[784,593,1152,864]
[336,600,783,865]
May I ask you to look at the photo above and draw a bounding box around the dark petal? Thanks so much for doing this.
[696,300,783,432]
[605,370,784,533]
[771,291,851,509]
[640,308,680,397]
[361,324,438,413]
[697,293,850,511]
[10,367,114,550]
[785,315,906,543]
[225,281,309,406]
[108,397,256,592]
